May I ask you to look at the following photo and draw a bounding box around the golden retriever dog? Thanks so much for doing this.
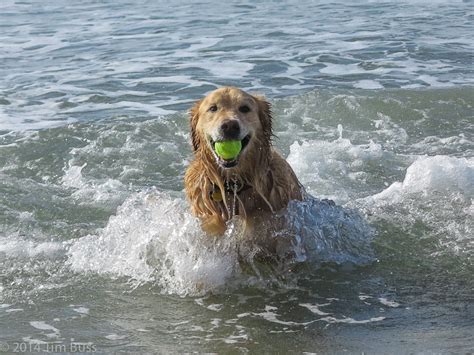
[185,87,302,237]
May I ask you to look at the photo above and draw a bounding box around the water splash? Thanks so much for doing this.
[67,189,374,296]
[273,197,375,265]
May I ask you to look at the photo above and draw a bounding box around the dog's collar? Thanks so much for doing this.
[210,180,252,202]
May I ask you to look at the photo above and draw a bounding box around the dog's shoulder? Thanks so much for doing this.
[266,148,303,210]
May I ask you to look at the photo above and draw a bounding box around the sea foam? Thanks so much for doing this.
[359,155,473,257]
[368,155,473,202]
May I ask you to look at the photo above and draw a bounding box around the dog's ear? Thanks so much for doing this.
[254,95,273,145]
[189,99,203,152]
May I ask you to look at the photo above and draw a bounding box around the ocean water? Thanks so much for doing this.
[0,0,473,353]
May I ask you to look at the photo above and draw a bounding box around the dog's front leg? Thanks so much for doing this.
[201,214,226,236]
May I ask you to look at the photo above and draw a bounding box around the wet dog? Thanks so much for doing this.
[185,87,302,236]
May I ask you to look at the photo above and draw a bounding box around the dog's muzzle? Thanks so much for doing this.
[219,119,241,140]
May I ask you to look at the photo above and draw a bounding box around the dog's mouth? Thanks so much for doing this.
[209,135,251,168]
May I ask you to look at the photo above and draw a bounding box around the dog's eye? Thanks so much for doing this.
[239,105,250,113]
[208,105,218,112]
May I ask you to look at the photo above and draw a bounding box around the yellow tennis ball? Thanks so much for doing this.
[214,140,242,160]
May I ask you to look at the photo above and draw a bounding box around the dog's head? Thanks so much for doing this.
[189,87,272,169]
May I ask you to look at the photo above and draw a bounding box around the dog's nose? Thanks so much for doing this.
[220,119,240,139]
